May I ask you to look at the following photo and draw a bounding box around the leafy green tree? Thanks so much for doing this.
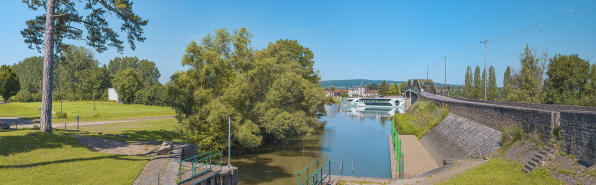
[172,28,328,151]
[22,0,149,132]
[379,80,389,95]
[488,66,497,100]
[366,83,379,90]
[108,56,160,89]
[543,54,591,106]
[0,65,21,102]
[400,82,407,94]
[503,66,512,99]
[12,56,44,102]
[473,66,482,99]
[56,45,100,101]
[516,45,541,103]
[464,66,473,98]
[112,68,143,104]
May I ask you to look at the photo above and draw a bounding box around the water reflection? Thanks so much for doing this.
[233,104,397,185]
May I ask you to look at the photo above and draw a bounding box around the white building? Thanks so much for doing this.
[348,82,367,97]
[108,88,119,102]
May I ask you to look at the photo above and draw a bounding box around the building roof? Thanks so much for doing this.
[364,90,378,94]
[334,89,349,93]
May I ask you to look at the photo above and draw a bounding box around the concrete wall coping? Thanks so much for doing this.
[421,92,557,114]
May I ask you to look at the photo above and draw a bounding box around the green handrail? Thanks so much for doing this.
[297,159,330,185]
[177,151,224,185]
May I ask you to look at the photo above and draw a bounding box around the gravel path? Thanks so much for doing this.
[70,134,161,156]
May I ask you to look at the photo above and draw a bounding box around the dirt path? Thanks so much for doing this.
[0,116,175,129]
[70,134,162,156]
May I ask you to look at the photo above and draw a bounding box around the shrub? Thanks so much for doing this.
[56,112,68,119]
[501,125,524,152]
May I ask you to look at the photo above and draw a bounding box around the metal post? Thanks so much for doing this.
[77,116,79,131]
[399,153,404,179]
[227,117,232,167]
[480,40,491,100]
[64,123,66,131]
[352,161,354,176]
[158,173,160,185]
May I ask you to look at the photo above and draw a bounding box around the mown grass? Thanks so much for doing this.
[440,158,562,185]
[391,100,449,139]
[76,118,182,142]
[0,128,148,184]
[0,101,175,122]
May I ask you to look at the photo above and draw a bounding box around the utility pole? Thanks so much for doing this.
[480,40,492,100]
[442,56,449,96]
[426,65,429,80]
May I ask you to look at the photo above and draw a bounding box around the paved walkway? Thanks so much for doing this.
[0,116,174,129]
[398,135,439,178]
[133,144,183,185]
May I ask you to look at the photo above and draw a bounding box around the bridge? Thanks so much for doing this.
[404,79,438,104]
[403,79,596,167]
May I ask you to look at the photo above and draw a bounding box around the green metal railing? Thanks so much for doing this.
[177,151,223,185]
[297,159,331,185]
[392,120,403,177]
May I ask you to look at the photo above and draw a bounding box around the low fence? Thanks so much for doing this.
[391,120,404,179]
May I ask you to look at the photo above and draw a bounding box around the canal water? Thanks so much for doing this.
[233,104,404,185]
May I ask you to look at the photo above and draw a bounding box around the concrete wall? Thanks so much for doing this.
[421,114,501,166]
[420,95,556,143]
[560,111,596,165]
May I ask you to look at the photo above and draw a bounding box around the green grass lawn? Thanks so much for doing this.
[440,158,562,185]
[77,118,182,142]
[0,101,175,122]
[0,129,149,184]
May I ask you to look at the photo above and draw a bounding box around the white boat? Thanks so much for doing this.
[341,98,405,107]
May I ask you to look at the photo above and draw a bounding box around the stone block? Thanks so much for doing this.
[181,144,198,161]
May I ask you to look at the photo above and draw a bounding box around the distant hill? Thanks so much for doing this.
[320,79,462,89]
[320,79,405,89]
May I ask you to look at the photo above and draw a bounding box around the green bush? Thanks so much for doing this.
[56,112,68,119]
[391,100,449,139]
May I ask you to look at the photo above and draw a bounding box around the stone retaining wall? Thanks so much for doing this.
[421,114,501,166]
[560,111,596,165]
[420,95,556,143]
[447,96,596,112]
[422,93,596,164]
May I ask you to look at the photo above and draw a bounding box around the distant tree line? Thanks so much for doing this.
[463,44,596,107]
[10,45,170,106]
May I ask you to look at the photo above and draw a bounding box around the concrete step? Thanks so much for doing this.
[542,146,552,153]
[527,161,537,168]
[535,153,546,161]
[538,150,548,157]
[523,165,534,173]
[532,157,541,164]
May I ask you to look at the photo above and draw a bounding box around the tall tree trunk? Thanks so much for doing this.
[40,0,56,132]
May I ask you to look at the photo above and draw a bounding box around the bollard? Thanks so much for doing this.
[158,173,160,185]
[64,123,66,131]
[399,153,404,179]
[77,116,79,131]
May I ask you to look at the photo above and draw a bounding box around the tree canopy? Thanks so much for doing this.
[543,54,592,106]
[112,68,143,103]
[171,28,329,151]
[0,65,21,102]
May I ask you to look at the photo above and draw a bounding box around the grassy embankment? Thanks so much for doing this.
[0,101,175,122]
[391,100,449,139]
[442,121,558,184]
[440,158,562,185]
[0,129,149,184]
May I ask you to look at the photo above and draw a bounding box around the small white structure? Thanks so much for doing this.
[108,88,119,102]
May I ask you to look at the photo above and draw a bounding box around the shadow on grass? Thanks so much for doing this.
[0,129,76,157]
[232,156,293,185]
[83,129,181,143]
[0,154,146,169]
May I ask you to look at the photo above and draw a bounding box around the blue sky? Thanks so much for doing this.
[1,0,595,87]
